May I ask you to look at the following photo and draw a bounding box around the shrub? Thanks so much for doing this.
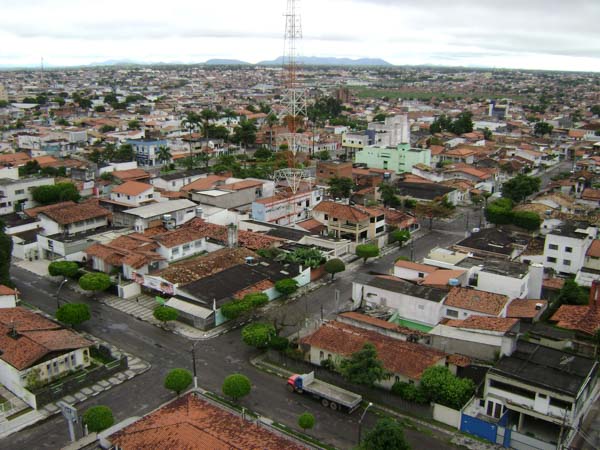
[324,258,345,280]
[221,299,252,319]
[153,305,179,323]
[274,278,299,296]
[164,368,193,395]
[56,303,90,327]
[242,323,276,348]
[298,412,315,432]
[356,244,379,263]
[83,406,114,433]
[269,335,289,351]
[48,261,79,278]
[391,381,428,404]
[222,373,251,401]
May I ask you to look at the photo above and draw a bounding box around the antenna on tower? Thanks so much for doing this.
[274,0,310,199]
[282,0,307,156]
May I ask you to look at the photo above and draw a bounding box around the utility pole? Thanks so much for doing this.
[191,342,198,389]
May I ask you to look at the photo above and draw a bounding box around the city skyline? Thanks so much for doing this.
[1,0,600,71]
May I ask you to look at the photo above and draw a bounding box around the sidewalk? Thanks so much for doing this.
[0,330,150,439]
[252,354,502,450]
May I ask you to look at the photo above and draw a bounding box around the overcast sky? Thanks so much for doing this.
[1,0,599,71]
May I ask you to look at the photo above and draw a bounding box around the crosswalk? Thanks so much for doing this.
[103,295,160,324]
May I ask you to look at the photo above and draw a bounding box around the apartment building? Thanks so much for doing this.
[0,177,54,215]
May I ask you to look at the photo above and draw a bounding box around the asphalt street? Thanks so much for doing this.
[4,218,472,449]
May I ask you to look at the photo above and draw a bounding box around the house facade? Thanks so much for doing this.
[0,177,55,215]
[355,144,431,174]
[312,201,385,243]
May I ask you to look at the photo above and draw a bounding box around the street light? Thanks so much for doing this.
[56,277,68,309]
[191,341,198,389]
[357,402,373,444]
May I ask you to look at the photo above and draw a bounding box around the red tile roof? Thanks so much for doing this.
[0,307,92,370]
[110,393,305,450]
[40,202,111,225]
[24,201,78,218]
[507,299,547,319]
[394,260,438,273]
[112,168,150,182]
[300,321,445,380]
[112,181,153,196]
[444,287,509,316]
[181,175,228,192]
[338,312,426,337]
[313,201,379,222]
[0,285,17,296]
[445,316,519,333]
[587,240,600,258]
[550,304,600,335]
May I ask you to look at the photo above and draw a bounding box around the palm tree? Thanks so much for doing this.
[200,109,218,142]
[181,112,200,168]
[157,145,172,166]
[266,112,278,151]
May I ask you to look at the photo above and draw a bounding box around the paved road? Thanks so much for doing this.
[5,223,468,450]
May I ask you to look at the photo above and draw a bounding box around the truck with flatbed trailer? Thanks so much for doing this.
[287,371,362,413]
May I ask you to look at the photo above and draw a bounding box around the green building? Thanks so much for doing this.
[355,143,431,174]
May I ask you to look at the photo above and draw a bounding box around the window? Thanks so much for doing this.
[319,351,324,360]
[489,379,536,399]
[418,304,425,310]
[324,214,328,220]
[550,397,572,410]
[549,244,559,250]
[565,246,573,253]
[547,257,557,263]
[446,309,459,318]
[182,244,191,251]
[563,260,571,266]
[395,376,400,383]
[15,189,24,195]
[172,247,180,255]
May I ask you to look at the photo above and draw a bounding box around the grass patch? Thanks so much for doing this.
[7,406,33,421]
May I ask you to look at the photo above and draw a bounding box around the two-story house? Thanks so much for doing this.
[36,201,112,260]
[251,189,323,226]
[150,169,207,192]
[576,239,600,286]
[480,341,597,448]
[0,177,55,215]
[121,199,199,232]
[311,201,385,243]
[126,138,167,167]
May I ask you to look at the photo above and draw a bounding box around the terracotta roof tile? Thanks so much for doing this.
[507,299,547,319]
[0,307,92,370]
[24,201,77,218]
[300,321,445,380]
[313,201,379,222]
[338,312,426,337]
[587,240,600,257]
[112,168,150,181]
[550,304,600,335]
[445,316,519,333]
[110,393,305,450]
[112,181,153,196]
[444,287,509,316]
[40,202,111,225]
[181,175,228,192]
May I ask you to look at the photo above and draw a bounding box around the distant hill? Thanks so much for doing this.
[257,56,393,67]
[204,59,250,65]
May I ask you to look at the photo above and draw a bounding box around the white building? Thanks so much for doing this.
[251,189,323,226]
[109,181,158,207]
[150,170,207,192]
[367,114,411,146]
[543,222,597,275]
[0,177,55,215]
[0,307,93,409]
[122,199,199,232]
[352,275,448,327]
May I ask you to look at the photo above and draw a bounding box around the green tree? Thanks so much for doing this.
[390,229,410,247]
[200,109,219,141]
[232,119,257,149]
[0,221,12,286]
[182,111,201,165]
[94,105,106,113]
[415,199,454,230]
[557,279,588,306]
[324,258,345,280]
[153,305,179,324]
[48,261,79,278]
[113,143,134,162]
[339,343,389,387]
[32,183,80,205]
[78,273,111,298]
[356,244,380,263]
[379,183,401,208]
[242,323,276,348]
[266,113,278,150]
[501,175,541,203]
[83,406,114,433]
[315,150,331,161]
[221,299,253,320]
[512,211,542,231]
[222,373,251,402]
[483,127,493,140]
[128,119,141,130]
[157,145,172,165]
[275,278,299,296]
[591,105,600,116]
[449,111,474,135]
[254,147,273,160]
[328,177,354,199]
[164,368,193,396]
[359,418,410,450]
[298,412,315,432]
[56,303,90,327]
[420,366,475,410]
[534,121,553,136]
[485,198,514,225]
